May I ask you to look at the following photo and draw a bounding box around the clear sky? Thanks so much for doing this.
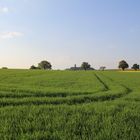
[0,0,140,69]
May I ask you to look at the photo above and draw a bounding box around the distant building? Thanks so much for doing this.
[66,64,95,71]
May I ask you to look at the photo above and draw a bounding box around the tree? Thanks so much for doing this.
[81,62,91,70]
[2,67,8,69]
[132,64,139,71]
[38,60,52,70]
[30,65,38,70]
[118,60,129,71]
[100,66,106,71]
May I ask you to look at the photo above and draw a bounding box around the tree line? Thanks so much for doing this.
[30,61,92,70]
[30,60,140,71]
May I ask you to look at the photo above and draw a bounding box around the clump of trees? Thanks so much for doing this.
[30,60,52,70]
[118,60,129,71]
[100,66,106,71]
[81,62,91,70]
[30,65,39,70]
[38,61,52,70]
[132,64,139,71]
[1,67,8,69]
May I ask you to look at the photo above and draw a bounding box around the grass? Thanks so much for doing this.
[0,69,140,139]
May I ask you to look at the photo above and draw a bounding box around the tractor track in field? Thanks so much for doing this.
[0,73,133,107]
[0,90,103,98]
[100,73,132,93]
[94,74,109,91]
[98,73,132,99]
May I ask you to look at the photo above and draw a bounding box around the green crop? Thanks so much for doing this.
[0,69,140,140]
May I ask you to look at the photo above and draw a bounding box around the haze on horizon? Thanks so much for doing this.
[0,0,140,70]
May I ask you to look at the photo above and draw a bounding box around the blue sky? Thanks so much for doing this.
[0,0,140,69]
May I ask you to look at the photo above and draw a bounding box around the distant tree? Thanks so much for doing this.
[38,60,52,70]
[81,62,91,70]
[118,60,129,71]
[30,65,38,70]
[2,67,8,69]
[132,64,139,71]
[100,66,106,71]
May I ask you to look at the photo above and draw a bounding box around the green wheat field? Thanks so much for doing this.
[0,69,140,140]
